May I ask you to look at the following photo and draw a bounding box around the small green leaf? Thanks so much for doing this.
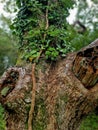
[1,87,10,97]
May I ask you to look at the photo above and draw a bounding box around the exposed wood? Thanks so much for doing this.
[73,39,98,89]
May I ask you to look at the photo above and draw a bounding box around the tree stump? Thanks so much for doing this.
[0,39,98,130]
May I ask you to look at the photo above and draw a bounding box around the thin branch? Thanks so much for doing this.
[45,8,49,30]
[43,2,49,40]
[73,20,86,33]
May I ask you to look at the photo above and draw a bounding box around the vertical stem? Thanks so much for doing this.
[43,1,49,40]
[28,63,36,130]
[28,50,42,130]
[27,2,49,130]
[45,7,49,30]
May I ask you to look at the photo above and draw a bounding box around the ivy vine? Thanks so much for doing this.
[12,0,75,62]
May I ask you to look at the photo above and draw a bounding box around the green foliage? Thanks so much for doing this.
[80,112,98,130]
[0,1,18,75]
[0,28,18,75]
[68,0,98,51]
[67,25,98,51]
[12,0,74,62]
[1,87,10,97]
[76,0,98,30]
[0,104,6,130]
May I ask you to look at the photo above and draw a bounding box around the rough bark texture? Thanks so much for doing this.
[0,67,32,130]
[73,39,98,88]
[0,39,98,130]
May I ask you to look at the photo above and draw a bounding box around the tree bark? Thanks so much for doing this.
[0,39,98,130]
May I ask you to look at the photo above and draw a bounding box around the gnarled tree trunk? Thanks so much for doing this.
[0,39,98,130]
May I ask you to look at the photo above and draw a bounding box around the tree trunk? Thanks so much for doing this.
[0,39,98,130]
